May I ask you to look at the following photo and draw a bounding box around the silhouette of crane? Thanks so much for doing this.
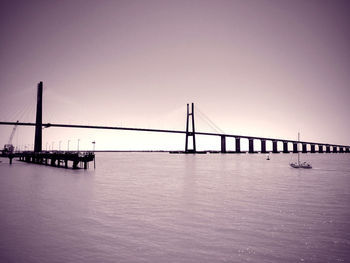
[3,120,19,153]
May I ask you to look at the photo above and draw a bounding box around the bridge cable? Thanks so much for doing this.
[195,109,223,134]
[8,98,32,122]
[194,106,226,135]
[43,85,55,123]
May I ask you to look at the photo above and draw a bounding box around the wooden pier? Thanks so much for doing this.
[1,151,95,169]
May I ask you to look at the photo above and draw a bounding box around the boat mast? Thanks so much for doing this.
[298,132,300,165]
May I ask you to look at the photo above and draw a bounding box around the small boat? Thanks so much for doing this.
[266,154,270,160]
[290,161,312,169]
[290,132,312,169]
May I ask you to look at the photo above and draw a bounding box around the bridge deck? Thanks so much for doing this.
[1,121,349,148]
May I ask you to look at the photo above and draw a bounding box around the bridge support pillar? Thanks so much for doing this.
[248,139,254,153]
[326,145,331,153]
[302,143,307,153]
[340,147,344,153]
[310,144,315,153]
[221,135,226,153]
[283,142,289,153]
[293,143,298,153]
[333,146,338,153]
[34,82,43,153]
[318,145,323,153]
[261,140,267,153]
[272,141,279,153]
[235,137,241,153]
[346,148,350,153]
[185,103,196,153]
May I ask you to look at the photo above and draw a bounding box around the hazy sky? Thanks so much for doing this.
[0,0,349,151]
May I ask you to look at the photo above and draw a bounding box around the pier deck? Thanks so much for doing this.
[0,151,95,169]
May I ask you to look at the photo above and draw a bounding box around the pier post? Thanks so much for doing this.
[221,135,226,153]
[340,147,344,153]
[293,143,298,153]
[272,140,278,153]
[318,145,323,153]
[9,157,13,165]
[326,145,331,153]
[283,141,289,153]
[261,140,267,153]
[84,161,87,169]
[302,143,307,153]
[73,161,79,169]
[346,147,350,153]
[34,82,43,152]
[65,160,68,168]
[248,139,254,153]
[333,146,338,153]
[310,144,315,153]
[235,137,241,153]
[185,103,196,153]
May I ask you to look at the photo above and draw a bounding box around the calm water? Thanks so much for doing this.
[0,153,349,263]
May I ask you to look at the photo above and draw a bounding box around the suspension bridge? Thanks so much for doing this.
[0,82,349,168]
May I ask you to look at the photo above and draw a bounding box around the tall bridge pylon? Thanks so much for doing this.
[34,81,43,152]
[185,103,196,153]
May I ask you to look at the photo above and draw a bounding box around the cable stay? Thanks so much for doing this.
[194,105,225,135]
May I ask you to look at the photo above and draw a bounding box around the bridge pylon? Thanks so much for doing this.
[185,103,196,153]
[34,81,43,152]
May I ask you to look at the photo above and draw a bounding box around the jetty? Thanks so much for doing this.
[1,151,95,169]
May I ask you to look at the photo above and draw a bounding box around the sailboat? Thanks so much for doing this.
[290,132,312,169]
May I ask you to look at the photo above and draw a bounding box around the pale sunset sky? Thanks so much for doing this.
[0,0,349,151]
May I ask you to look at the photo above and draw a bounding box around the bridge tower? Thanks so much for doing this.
[34,81,43,152]
[185,103,196,153]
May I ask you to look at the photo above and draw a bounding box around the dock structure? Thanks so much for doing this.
[1,151,95,169]
[0,82,96,169]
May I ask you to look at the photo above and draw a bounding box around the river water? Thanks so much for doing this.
[0,153,349,263]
